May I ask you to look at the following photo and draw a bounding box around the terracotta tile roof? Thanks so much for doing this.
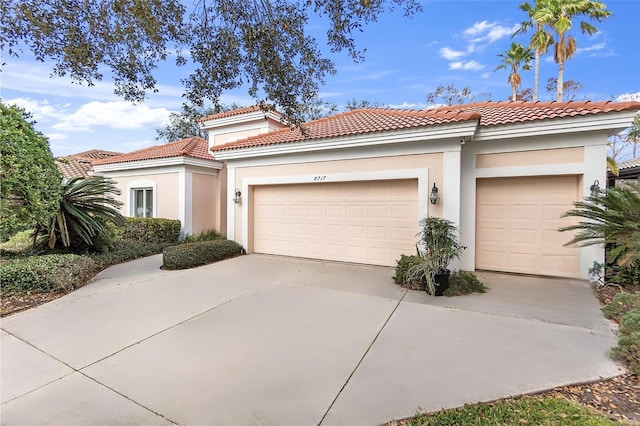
[211,100,640,153]
[93,137,215,166]
[434,100,640,127]
[211,108,481,152]
[56,149,122,178]
[619,157,640,170]
[198,105,286,123]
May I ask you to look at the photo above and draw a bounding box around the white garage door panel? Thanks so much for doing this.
[476,175,580,278]
[253,180,418,266]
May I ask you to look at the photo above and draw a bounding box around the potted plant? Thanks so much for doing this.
[405,217,465,296]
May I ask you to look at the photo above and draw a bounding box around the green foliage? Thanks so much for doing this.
[406,395,615,425]
[182,228,226,244]
[39,177,125,252]
[561,185,640,268]
[611,310,640,374]
[444,271,489,296]
[2,0,421,123]
[426,84,491,106]
[406,217,466,295]
[90,241,169,270]
[0,230,34,253]
[0,254,96,295]
[163,239,243,270]
[118,217,181,244]
[393,254,424,290]
[494,42,534,101]
[0,102,62,241]
[608,260,640,287]
[602,292,640,322]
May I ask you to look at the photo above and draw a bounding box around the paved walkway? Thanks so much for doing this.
[0,254,622,425]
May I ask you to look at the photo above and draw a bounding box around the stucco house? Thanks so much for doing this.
[93,101,640,280]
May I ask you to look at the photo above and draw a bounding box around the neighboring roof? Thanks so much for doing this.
[56,149,122,178]
[211,108,481,152]
[93,137,215,166]
[211,100,640,153]
[618,157,640,171]
[198,105,286,123]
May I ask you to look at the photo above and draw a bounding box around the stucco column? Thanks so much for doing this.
[443,148,462,271]
[178,169,193,238]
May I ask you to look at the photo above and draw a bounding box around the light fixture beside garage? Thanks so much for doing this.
[429,183,440,204]
[233,188,242,204]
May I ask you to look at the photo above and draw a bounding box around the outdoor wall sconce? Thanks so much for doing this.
[233,188,242,204]
[590,180,600,197]
[429,183,440,205]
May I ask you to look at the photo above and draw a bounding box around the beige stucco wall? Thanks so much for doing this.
[191,173,218,235]
[476,147,584,168]
[232,152,444,249]
[109,172,179,220]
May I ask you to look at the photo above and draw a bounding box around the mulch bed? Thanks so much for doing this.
[2,281,639,422]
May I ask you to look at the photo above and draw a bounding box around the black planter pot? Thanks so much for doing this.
[433,270,450,296]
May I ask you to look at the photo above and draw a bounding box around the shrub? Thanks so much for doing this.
[0,254,96,295]
[608,259,640,287]
[611,310,640,374]
[163,239,243,270]
[444,271,488,296]
[602,292,640,322]
[182,228,225,243]
[90,240,169,269]
[118,217,181,244]
[393,254,423,289]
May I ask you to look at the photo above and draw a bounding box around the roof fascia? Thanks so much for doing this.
[93,156,223,173]
[212,121,478,160]
[474,111,638,141]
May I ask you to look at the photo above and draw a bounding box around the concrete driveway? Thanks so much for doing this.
[0,254,622,425]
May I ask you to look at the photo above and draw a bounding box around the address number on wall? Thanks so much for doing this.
[313,176,327,181]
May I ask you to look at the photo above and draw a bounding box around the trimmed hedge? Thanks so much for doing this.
[118,217,181,244]
[163,239,243,270]
[0,254,97,295]
[91,240,169,269]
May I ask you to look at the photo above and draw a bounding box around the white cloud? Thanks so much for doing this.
[449,61,485,71]
[616,92,640,102]
[51,101,173,132]
[463,21,518,43]
[481,72,491,79]
[3,98,68,122]
[578,42,606,53]
[387,102,429,110]
[46,133,68,141]
[439,47,466,60]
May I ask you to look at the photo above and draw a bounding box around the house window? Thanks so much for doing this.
[133,188,153,218]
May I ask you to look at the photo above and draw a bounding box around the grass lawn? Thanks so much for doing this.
[392,395,617,425]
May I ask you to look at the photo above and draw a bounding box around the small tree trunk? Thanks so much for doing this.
[557,59,564,102]
[533,49,540,102]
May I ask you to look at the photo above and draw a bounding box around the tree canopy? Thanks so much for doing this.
[0,102,62,240]
[2,0,421,122]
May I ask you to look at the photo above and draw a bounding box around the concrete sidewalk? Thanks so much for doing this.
[0,255,622,425]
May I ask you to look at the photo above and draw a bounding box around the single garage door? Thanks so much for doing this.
[476,175,580,278]
[252,179,418,266]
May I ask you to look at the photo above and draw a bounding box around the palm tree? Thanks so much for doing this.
[495,42,534,101]
[561,184,640,267]
[514,0,554,101]
[627,113,640,158]
[40,177,125,251]
[532,0,611,102]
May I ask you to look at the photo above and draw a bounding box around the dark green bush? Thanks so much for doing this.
[117,217,181,244]
[611,310,640,374]
[393,254,425,290]
[444,271,488,296]
[163,239,243,270]
[608,260,640,287]
[182,228,225,243]
[90,240,169,269]
[602,292,640,322]
[0,254,96,295]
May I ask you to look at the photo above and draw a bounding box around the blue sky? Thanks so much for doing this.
[1,0,639,158]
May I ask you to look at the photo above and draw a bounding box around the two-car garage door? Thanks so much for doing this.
[252,180,418,266]
[476,175,581,278]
